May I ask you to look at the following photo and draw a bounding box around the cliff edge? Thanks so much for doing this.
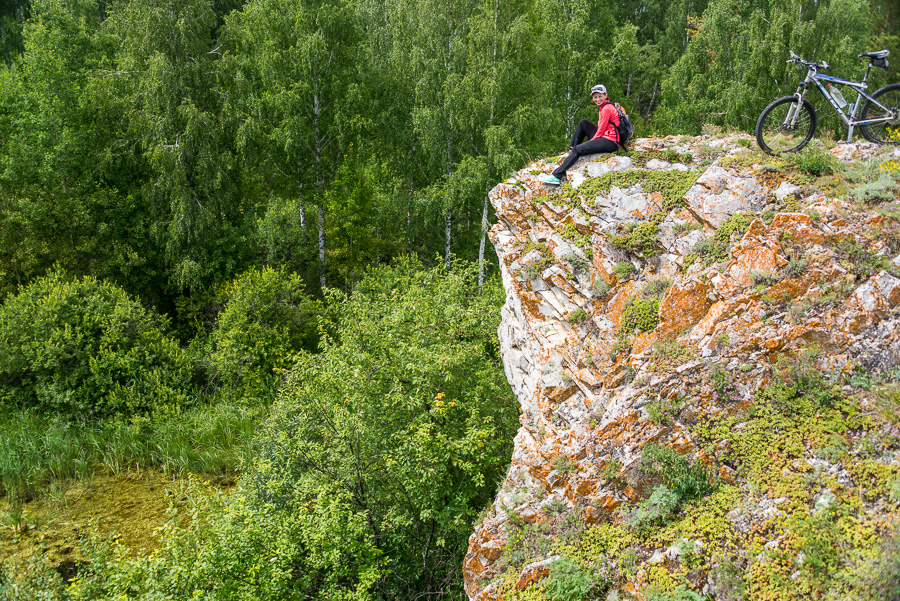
[464,136,900,600]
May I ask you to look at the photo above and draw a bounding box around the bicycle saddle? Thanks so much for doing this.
[859,50,890,59]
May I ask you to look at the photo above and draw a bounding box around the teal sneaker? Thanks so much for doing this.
[538,174,562,185]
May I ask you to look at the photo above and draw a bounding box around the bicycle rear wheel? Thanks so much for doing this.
[755,96,817,154]
[859,83,900,144]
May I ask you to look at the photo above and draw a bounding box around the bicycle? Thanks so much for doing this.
[755,50,899,154]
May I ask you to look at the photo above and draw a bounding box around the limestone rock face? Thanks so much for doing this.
[463,136,900,600]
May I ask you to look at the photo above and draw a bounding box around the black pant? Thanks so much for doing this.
[553,119,619,179]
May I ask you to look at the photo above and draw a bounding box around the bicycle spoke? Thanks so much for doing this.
[860,85,900,144]
[758,99,814,153]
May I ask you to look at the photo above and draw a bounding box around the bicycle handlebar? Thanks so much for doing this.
[787,51,828,70]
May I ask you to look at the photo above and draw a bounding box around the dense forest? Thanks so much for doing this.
[0,0,897,598]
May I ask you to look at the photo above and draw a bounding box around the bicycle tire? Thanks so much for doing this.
[859,83,900,144]
[755,96,817,154]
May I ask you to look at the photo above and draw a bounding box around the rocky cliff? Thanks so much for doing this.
[464,136,900,600]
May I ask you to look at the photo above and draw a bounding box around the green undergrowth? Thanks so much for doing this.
[552,169,700,213]
[0,401,263,504]
[494,360,900,600]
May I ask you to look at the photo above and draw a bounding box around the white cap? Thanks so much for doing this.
[590,84,607,95]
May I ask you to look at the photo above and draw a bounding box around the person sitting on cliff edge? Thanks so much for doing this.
[538,84,620,186]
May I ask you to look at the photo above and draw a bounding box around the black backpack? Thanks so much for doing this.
[609,102,633,148]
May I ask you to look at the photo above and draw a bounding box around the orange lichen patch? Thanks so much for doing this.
[622,485,642,502]
[569,477,598,499]
[691,300,735,338]
[768,213,825,246]
[632,331,655,356]
[729,219,786,287]
[874,271,900,305]
[607,281,643,327]
[657,278,714,338]
[514,562,552,590]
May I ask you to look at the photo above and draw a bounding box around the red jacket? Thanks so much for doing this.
[590,101,620,142]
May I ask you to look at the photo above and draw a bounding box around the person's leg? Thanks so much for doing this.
[569,119,597,149]
[575,138,619,156]
[553,138,618,179]
[552,149,582,179]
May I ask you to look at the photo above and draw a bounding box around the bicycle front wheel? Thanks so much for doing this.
[859,83,900,144]
[755,96,817,154]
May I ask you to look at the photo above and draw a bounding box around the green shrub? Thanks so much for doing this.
[850,173,900,205]
[611,221,659,255]
[641,443,718,501]
[791,145,835,176]
[620,297,660,333]
[645,584,706,601]
[564,254,591,275]
[643,279,671,298]
[785,258,809,277]
[209,267,319,395]
[613,261,638,279]
[542,556,594,601]
[629,485,681,533]
[690,238,729,265]
[714,212,756,244]
[592,279,611,297]
[0,272,191,418]
[567,307,589,325]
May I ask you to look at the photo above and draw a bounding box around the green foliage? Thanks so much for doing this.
[620,296,661,333]
[784,257,809,277]
[629,485,681,533]
[649,341,695,375]
[542,556,593,601]
[645,584,705,601]
[567,307,590,325]
[790,144,836,176]
[641,443,718,501]
[592,279,611,297]
[643,278,672,298]
[208,267,320,395]
[611,221,660,255]
[0,272,191,418]
[714,212,756,244]
[564,254,591,275]
[613,261,638,279]
[244,258,518,599]
[0,402,262,503]
[851,173,900,205]
[687,238,729,267]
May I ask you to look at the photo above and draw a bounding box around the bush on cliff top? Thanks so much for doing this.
[0,272,191,417]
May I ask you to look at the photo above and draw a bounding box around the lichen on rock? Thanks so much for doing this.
[465,135,900,600]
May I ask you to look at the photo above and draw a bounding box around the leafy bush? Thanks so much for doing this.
[592,279,611,297]
[850,173,900,205]
[629,485,681,533]
[613,261,638,279]
[645,584,706,601]
[791,145,835,176]
[643,279,671,299]
[642,443,718,500]
[611,221,659,255]
[567,307,590,324]
[0,272,191,418]
[208,267,320,395]
[620,297,660,333]
[542,556,594,601]
[245,258,518,599]
[714,212,756,244]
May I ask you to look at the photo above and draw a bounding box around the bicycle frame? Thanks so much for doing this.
[789,61,898,142]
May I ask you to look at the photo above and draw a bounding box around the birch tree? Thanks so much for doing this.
[223,0,361,290]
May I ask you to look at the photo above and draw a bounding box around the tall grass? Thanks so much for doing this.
[0,401,264,502]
